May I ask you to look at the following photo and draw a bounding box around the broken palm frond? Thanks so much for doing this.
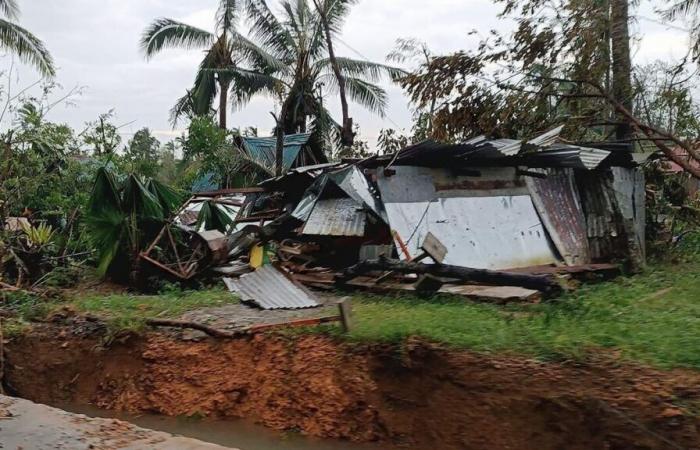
[86,167,182,278]
[196,200,235,234]
[339,258,563,297]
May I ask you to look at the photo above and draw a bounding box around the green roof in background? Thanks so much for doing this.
[242,133,312,172]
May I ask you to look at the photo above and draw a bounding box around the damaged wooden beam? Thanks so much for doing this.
[339,258,562,296]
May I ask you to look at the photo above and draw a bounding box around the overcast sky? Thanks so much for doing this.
[0,0,694,148]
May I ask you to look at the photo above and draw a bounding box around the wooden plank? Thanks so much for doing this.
[420,232,448,263]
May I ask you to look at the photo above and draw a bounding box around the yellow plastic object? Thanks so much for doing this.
[250,244,265,268]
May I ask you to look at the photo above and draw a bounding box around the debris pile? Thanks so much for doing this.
[141,127,645,307]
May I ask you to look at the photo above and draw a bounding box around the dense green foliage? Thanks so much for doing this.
[85,167,184,278]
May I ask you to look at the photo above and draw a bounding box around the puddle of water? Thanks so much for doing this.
[59,404,390,450]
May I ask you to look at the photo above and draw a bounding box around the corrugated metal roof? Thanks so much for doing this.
[384,126,619,170]
[242,133,311,172]
[524,145,612,169]
[328,166,388,222]
[302,197,367,236]
[291,175,329,221]
[224,265,320,310]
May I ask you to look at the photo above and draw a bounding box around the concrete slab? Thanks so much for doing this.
[0,395,237,450]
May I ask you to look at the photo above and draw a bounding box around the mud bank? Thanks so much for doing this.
[4,322,700,450]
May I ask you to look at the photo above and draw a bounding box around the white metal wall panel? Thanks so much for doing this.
[377,166,558,270]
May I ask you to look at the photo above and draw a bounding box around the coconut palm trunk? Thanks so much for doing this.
[610,0,633,145]
[218,78,231,129]
[313,0,353,146]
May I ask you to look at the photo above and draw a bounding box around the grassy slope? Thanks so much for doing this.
[348,258,700,369]
[69,288,237,331]
[5,243,699,370]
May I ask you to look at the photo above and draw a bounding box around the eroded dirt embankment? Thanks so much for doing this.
[4,321,700,450]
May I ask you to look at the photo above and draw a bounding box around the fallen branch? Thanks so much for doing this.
[339,258,562,296]
[145,319,243,339]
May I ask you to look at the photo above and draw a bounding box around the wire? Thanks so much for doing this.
[635,14,692,32]
[335,37,408,131]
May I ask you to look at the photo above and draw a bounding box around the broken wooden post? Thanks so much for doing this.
[338,298,354,333]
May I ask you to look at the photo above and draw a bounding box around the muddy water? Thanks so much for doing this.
[60,404,391,450]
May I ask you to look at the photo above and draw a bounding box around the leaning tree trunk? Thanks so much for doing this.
[314,0,353,147]
[275,94,295,176]
[218,79,230,130]
[610,0,633,146]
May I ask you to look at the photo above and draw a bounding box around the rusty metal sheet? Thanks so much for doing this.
[224,265,320,310]
[377,166,559,270]
[526,168,591,266]
[302,197,367,237]
[576,170,627,261]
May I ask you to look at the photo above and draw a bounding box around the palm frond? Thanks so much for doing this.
[88,167,122,215]
[0,0,19,20]
[663,0,700,20]
[316,0,357,34]
[317,56,406,82]
[140,18,213,58]
[343,77,388,116]
[0,18,55,77]
[231,31,287,72]
[216,0,242,33]
[245,0,295,59]
[386,38,432,64]
[190,47,221,115]
[196,200,235,233]
[169,91,197,127]
[122,175,165,220]
[146,179,184,217]
[86,208,125,276]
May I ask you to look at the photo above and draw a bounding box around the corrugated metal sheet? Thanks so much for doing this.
[526,168,591,265]
[525,145,612,169]
[302,197,367,236]
[576,171,628,261]
[612,167,646,262]
[224,265,320,310]
[390,127,613,170]
[242,133,311,172]
[328,166,388,222]
[377,166,559,270]
[291,175,328,221]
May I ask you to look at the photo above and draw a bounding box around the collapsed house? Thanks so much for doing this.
[142,126,646,306]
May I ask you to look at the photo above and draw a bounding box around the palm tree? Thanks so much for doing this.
[141,0,275,129]
[663,0,700,61]
[0,0,55,77]
[244,0,404,171]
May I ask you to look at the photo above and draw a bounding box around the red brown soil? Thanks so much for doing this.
[5,322,700,450]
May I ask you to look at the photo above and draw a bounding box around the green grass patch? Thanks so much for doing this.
[346,260,700,369]
[68,288,238,331]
